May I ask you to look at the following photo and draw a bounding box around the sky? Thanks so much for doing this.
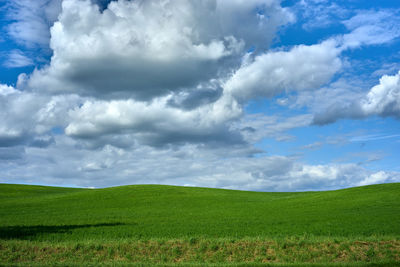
[0,0,400,191]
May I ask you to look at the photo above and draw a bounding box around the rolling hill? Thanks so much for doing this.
[0,183,399,266]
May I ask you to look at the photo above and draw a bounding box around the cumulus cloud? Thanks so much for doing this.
[0,83,80,149]
[361,71,400,117]
[26,0,293,100]
[0,85,36,147]
[1,137,398,191]
[0,84,17,96]
[60,34,340,148]
[224,39,342,102]
[2,0,398,191]
[65,94,244,147]
[313,71,400,124]
[20,0,337,149]
[357,171,394,187]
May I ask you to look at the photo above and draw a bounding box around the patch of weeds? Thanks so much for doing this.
[199,242,208,253]
[95,244,103,251]
[260,245,267,256]
[210,244,219,252]
[266,254,276,261]
[189,237,198,245]
[74,243,83,251]
[366,246,375,260]
[254,255,264,263]
[172,246,182,257]
[339,242,350,251]
[160,255,168,262]
[107,247,115,257]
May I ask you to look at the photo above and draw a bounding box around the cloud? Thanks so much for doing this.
[0,147,25,161]
[167,82,223,111]
[1,137,398,191]
[224,39,342,102]
[12,1,344,154]
[91,0,115,10]
[357,171,394,187]
[294,0,350,31]
[291,6,400,49]
[0,83,80,148]
[26,0,293,100]
[300,142,323,150]
[59,39,333,147]
[349,134,400,142]
[341,9,400,49]
[313,71,400,124]
[233,113,313,143]
[372,63,400,78]
[3,50,34,68]
[18,0,326,149]
[360,71,400,117]
[4,0,62,49]
[65,94,244,147]
[2,0,399,192]
[0,84,17,96]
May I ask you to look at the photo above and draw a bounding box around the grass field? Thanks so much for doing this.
[0,183,399,266]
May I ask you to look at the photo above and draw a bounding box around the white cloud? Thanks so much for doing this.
[18,0,325,149]
[295,0,350,31]
[15,0,343,150]
[361,71,400,117]
[26,0,293,100]
[313,71,400,124]
[1,137,398,191]
[65,94,244,147]
[3,50,34,68]
[0,84,18,96]
[341,9,400,49]
[0,83,80,148]
[5,0,62,49]
[357,171,394,187]
[58,35,337,147]
[233,113,313,143]
[224,39,342,102]
[2,0,399,192]
[372,63,400,78]
[350,134,400,143]
[300,142,323,150]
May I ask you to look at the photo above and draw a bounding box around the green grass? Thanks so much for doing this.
[0,183,399,266]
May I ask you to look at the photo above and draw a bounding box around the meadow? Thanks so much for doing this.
[0,183,399,266]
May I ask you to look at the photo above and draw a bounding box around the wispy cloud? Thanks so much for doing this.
[300,142,323,150]
[341,9,400,49]
[4,0,61,49]
[350,134,400,142]
[293,0,351,31]
[3,50,34,68]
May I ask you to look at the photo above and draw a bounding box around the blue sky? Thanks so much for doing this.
[0,0,399,191]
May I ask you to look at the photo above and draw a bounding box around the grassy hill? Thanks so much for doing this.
[0,183,399,266]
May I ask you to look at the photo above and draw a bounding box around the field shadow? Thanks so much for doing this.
[0,222,126,240]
